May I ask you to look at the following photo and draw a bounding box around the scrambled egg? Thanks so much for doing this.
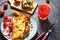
[12,11,30,40]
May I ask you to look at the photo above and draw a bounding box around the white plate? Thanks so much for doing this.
[1,18,37,40]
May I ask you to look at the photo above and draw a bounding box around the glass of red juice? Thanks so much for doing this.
[38,5,51,20]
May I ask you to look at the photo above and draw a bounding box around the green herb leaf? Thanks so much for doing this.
[19,28,23,31]
[31,26,33,28]
[28,3,33,8]
[26,0,33,3]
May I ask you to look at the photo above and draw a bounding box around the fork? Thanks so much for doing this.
[35,24,55,40]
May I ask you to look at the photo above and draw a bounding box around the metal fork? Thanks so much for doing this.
[36,24,55,40]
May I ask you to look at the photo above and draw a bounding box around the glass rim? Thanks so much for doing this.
[38,3,52,14]
[38,4,51,8]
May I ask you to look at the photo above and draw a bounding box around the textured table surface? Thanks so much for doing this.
[0,0,60,40]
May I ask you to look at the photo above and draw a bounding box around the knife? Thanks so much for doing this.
[35,24,55,40]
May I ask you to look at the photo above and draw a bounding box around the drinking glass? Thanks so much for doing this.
[38,3,51,20]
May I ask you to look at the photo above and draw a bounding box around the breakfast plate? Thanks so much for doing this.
[1,11,37,40]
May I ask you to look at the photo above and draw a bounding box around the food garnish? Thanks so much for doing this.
[26,14,31,19]
[46,0,50,3]
[3,16,11,22]
[4,16,9,19]
[24,26,29,33]
[26,0,33,3]
[0,10,5,17]
[4,3,8,8]
[0,10,4,14]
[22,0,34,9]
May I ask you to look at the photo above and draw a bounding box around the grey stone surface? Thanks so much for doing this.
[0,0,60,40]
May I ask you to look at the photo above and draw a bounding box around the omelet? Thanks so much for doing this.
[11,11,30,40]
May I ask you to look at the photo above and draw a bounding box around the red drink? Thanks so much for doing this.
[38,5,51,20]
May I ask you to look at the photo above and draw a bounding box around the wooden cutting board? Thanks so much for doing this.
[8,0,38,14]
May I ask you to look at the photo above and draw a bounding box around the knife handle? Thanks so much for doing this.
[42,32,49,40]
[35,32,45,40]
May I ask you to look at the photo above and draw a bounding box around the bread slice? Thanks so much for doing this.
[8,0,38,14]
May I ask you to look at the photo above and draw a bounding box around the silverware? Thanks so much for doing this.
[35,24,55,40]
